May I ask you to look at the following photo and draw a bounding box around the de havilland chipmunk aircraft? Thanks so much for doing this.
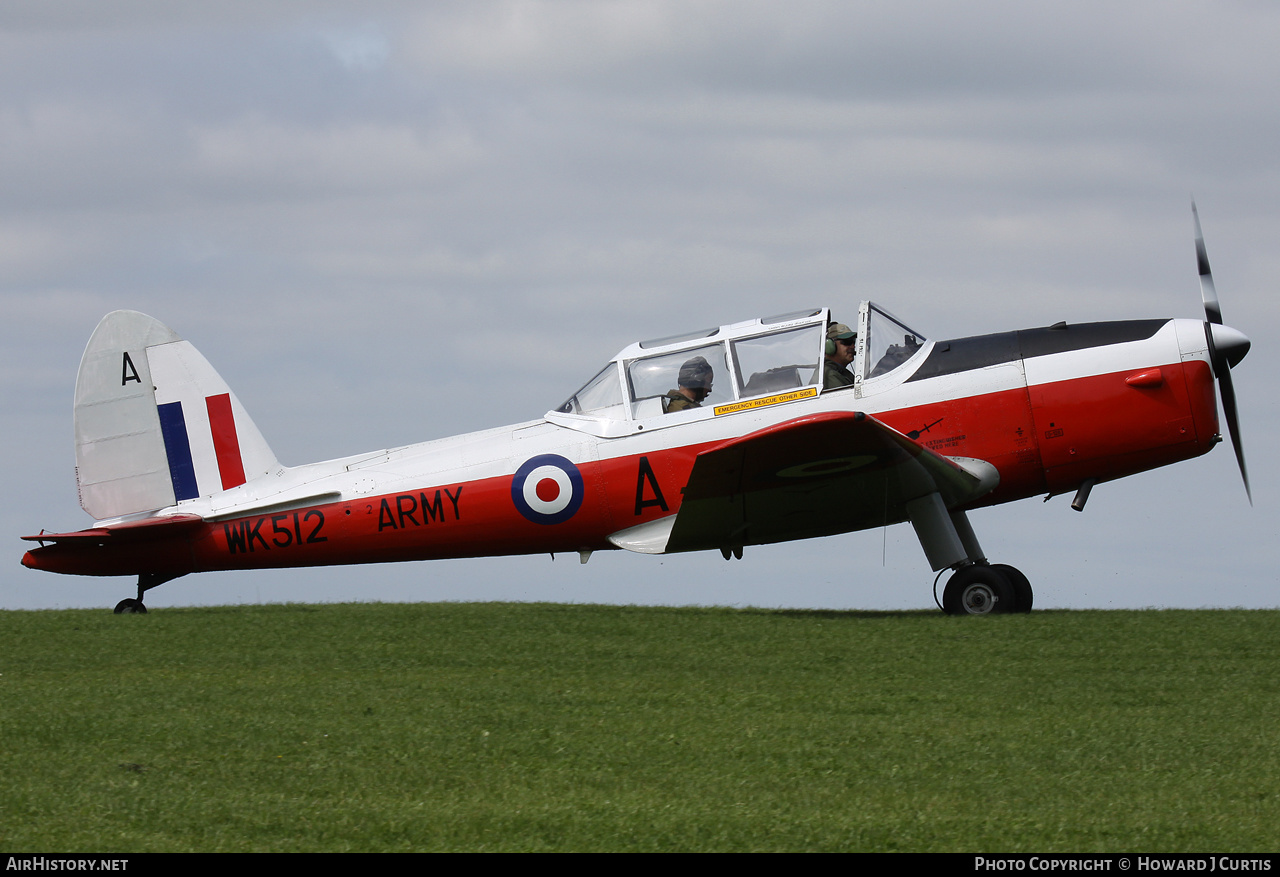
[22,207,1251,615]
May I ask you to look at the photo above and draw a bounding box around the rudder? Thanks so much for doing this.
[74,311,279,519]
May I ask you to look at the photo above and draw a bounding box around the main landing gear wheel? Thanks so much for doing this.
[990,564,1033,613]
[942,565,1014,616]
[113,598,147,614]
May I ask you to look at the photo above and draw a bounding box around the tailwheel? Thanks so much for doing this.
[112,572,182,614]
[942,565,1014,616]
[990,564,1033,613]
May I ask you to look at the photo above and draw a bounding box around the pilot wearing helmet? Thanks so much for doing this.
[824,322,857,389]
[664,355,714,413]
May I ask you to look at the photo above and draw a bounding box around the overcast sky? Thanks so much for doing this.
[3,1,1277,612]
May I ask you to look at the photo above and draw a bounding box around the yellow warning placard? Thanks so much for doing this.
[714,386,817,416]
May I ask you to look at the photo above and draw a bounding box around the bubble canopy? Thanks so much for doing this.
[549,303,927,438]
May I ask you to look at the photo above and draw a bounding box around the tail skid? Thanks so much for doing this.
[74,311,279,520]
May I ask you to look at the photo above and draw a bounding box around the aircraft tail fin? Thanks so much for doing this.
[74,311,280,520]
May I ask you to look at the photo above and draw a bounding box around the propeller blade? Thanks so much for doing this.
[1216,357,1251,504]
[1192,201,1222,325]
[1194,203,1250,503]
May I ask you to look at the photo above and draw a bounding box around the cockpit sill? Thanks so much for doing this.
[546,302,932,439]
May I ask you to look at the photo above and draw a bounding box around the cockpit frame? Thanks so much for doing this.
[547,303,931,438]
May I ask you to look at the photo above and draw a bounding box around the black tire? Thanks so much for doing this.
[942,566,1014,616]
[991,564,1033,613]
[113,598,147,614]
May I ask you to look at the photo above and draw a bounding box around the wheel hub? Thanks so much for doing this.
[961,583,997,614]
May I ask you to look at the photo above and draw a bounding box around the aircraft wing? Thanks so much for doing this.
[609,411,998,555]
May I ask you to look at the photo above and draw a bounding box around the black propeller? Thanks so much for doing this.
[1192,202,1251,503]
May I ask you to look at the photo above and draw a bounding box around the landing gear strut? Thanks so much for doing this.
[112,572,184,614]
[906,495,1035,615]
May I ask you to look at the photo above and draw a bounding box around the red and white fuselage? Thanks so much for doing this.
[23,303,1231,588]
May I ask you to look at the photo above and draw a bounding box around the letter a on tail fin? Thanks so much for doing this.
[74,311,279,520]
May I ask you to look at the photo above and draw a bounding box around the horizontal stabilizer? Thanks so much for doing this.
[22,513,207,577]
[23,514,206,546]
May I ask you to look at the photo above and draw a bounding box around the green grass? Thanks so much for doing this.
[2,602,1278,851]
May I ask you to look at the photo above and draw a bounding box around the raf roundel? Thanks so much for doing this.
[511,454,585,525]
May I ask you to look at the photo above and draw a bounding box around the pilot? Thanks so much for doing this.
[664,356,714,413]
[824,322,857,389]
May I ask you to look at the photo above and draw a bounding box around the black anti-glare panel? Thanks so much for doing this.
[906,320,1169,383]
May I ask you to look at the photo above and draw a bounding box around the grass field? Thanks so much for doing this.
[2,602,1278,852]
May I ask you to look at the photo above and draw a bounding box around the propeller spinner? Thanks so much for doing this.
[1193,202,1251,502]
